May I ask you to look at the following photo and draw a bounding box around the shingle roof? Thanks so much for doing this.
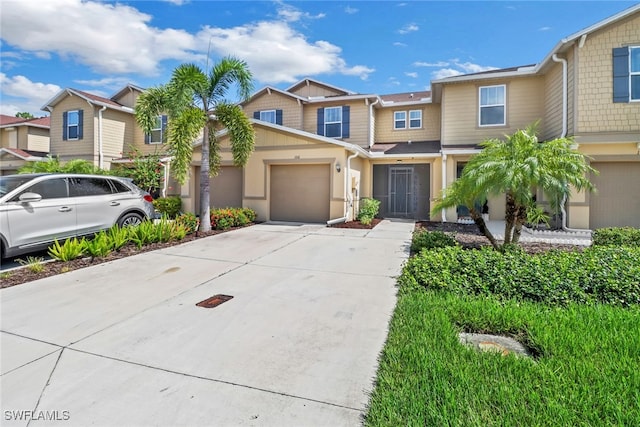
[0,114,50,128]
[380,91,432,103]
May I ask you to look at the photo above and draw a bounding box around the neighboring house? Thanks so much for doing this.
[40,85,178,196]
[0,115,50,175]
[192,3,639,229]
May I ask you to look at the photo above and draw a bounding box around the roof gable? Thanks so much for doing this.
[286,78,355,98]
[42,88,134,114]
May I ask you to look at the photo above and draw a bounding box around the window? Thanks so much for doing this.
[612,46,640,103]
[63,110,83,140]
[409,110,422,129]
[146,115,167,144]
[317,106,350,138]
[19,178,68,200]
[631,47,640,101]
[252,109,283,125]
[479,85,506,126]
[394,111,406,129]
[69,177,113,197]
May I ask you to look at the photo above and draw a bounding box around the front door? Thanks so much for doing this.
[389,166,413,217]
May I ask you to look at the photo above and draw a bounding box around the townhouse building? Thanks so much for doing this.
[37,3,640,229]
[0,115,50,175]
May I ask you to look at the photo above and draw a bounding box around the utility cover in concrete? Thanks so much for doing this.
[459,332,531,358]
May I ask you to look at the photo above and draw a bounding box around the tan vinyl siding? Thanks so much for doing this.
[289,82,345,98]
[112,89,140,108]
[26,127,49,152]
[49,95,95,162]
[441,76,545,145]
[0,129,16,149]
[543,61,564,140]
[100,109,136,166]
[576,13,640,133]
[375,104,441,143]
[302,100,369,146]
[243,92,303,129]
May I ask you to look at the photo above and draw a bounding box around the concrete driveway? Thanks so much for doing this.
[1,220,413,426]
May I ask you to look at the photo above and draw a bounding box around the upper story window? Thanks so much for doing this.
[479,85,506,126]
[253,109,283,125]
[409,110,422,128]
[613,46,640,103]
[63,109,83,140]
[394,111,406,129]
[317,106,350,139]
[145,115,167,144]
[394,110,423,129]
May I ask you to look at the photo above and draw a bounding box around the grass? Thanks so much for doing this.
[365,291,640,426]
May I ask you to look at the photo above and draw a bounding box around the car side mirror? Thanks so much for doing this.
[19,192,43,203]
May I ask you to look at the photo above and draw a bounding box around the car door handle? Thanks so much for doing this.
[110,201,120,206]
[59,207,72,212]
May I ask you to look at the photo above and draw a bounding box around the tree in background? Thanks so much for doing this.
[433,123,596,250]
[15,112,35,119]
[135,57,255,232]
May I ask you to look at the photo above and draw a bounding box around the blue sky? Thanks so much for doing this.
[1,0,637,117]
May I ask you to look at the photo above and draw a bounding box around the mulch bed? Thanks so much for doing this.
[328,218,382,229]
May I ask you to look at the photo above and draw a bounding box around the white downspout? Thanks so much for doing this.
[162,159,171,198]
[441,152,447,222]
[368,98,379,148]
[98,105,107,169]
[552,54,589,234]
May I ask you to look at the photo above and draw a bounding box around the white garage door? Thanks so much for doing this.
[589,162,640,229]
[270,164,330,223]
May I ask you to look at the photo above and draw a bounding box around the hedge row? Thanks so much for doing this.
[592,227,640,247]
[400,245,640,307]
[210,207,257,230]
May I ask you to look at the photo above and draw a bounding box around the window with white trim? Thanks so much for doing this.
[631,46,640,101]
[394,111,406,129]
[260,110,276,123]
[479,85,506,126]
[324,106,342,138]
[409,110,422,128]
[146,115,167,144]
[67,110,79,140]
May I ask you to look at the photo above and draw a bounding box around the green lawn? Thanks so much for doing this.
[366,292,640,426]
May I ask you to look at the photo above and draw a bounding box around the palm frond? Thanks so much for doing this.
[214,103,255,167]
[209,57,254,107]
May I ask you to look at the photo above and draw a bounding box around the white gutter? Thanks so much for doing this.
[98,105,107,169]
[552,54,590,234]
[161,159,171,198]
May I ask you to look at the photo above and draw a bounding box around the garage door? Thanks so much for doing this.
[589,162,640,229]
[195,166,243,212]
[270,164,330,223]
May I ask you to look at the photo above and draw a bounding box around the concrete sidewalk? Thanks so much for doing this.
[1,219,414,426]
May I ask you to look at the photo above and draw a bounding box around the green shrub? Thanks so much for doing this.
[210,207,256,230]
[81,231,112,258]
[17,256,46,273]
[107,225,130,251]
[592,227,640,247]
[175,212,199,234]
[410,230,457,253]
[48,238,85,262]
[127,221,160,248]
[153,196,182,219]
[357,198,381,225]
[400,245,640,307]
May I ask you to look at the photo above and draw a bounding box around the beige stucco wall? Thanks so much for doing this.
[375,104,441,143]
[441,76,545,146]
[243,91,303,129]
[302,99,370,147]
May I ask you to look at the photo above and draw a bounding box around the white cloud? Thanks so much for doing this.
[0,0,369,85]
[453,61,498,74]
[414,61,450,67]
[538,26,552,31]
[405,72,418,78]
[74,77,136,90]
[431,68,464,80]
[398,23,419,34]
[0,0,198,76]
[394,42,407,47]
[162,0,189,5]
[0,73,60,116]
[344,6,358,14]
[199,21,374,83]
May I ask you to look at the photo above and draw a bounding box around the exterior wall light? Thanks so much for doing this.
[336,163,341,173]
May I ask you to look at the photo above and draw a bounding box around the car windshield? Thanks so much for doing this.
[0,175,38,197]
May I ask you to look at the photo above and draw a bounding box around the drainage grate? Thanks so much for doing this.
[196,294,233,308]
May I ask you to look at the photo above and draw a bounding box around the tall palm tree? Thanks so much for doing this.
[135,57,255,231]
[433,123,596,250]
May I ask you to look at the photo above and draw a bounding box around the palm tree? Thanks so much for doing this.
[433,123,596,250]
[135,57,255,232]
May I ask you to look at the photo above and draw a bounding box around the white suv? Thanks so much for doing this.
[0,173,156,259]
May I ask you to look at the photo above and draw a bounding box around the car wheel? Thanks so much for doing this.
[118,212,144,228]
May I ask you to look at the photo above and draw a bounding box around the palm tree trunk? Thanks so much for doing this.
[504,192,517,244]
[470,208,501,250]
[511,205,528,245]
[199,125,212,232]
